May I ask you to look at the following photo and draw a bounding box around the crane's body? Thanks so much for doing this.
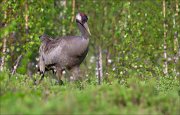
[39,36,89,71]
[37,13,91,84]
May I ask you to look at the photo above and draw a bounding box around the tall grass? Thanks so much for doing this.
[0,71,179,114]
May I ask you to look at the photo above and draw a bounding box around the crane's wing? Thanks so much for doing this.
[39,36,88,67]
[39,55,45,73]
[39,45,45,73]
[41,38,65,65]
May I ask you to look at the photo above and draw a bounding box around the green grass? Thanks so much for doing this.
[0,71,179,115]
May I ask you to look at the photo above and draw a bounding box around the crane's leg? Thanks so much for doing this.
[56,67,63,85]
[70,66,81,82]
[39,72,45,84]
[34,71,45,85]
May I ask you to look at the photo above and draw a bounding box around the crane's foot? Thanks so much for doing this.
[33,79,42,85]
[55,80,64,85]
[33,74,44,85]
[33,80,38,85]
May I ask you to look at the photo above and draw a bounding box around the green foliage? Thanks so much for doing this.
[0,1,180,114]
[0,71,179,114]
[0,0,179,76]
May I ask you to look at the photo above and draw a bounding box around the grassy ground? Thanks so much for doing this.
[0,71,179,115]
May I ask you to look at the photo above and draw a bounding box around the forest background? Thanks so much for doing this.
[0,0,179,114]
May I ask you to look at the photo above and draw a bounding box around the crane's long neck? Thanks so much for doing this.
[77,23,89,39]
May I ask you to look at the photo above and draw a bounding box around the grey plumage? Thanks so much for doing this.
[37,13,91,84]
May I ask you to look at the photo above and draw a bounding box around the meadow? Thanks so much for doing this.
[0,71,179,114]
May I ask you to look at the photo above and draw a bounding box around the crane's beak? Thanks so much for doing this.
[83,22,91,36]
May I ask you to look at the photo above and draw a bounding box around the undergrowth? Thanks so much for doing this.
[0,71,179,114]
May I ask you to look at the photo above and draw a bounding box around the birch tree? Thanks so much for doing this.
[173,0,179,76]
[163,0,168,75]
[0,0,7,71]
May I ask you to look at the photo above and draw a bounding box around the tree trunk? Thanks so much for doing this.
[163,0,168,75]
[70,0,75,32]
[61,0,67,36]
[105,47,110,79]
[25,0,29,34]
[12,55,22,75]
[24,0,32,76]
[96,46,103,85]
[173,0,179,76]
[0,5,7,71]
[1,38,7,71]
[71,0,75,23]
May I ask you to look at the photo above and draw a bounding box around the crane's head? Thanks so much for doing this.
[76,13,91,35]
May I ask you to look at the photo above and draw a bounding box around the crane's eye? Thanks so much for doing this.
[81,15,88,24]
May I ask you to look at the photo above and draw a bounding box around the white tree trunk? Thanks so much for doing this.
[25,0,29,34]
[163,0,168,75]
[0,5,7,71]
[173,0,179,76]
[71,0,75,23]
[0,38,7,71]
[105,48,110,78]
[96,46,103,85]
